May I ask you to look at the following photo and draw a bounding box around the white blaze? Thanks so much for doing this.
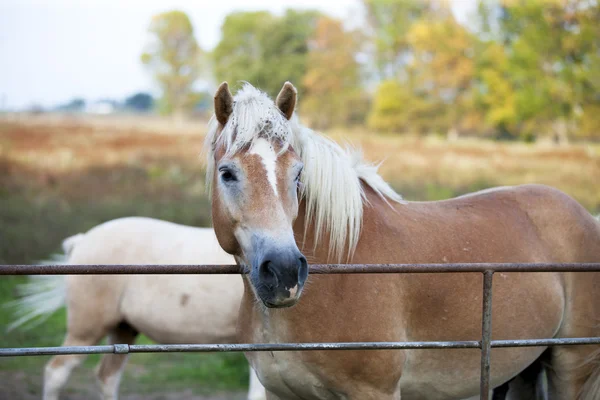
[250,138,279,197]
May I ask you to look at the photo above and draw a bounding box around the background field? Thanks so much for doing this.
[0,115,599,398]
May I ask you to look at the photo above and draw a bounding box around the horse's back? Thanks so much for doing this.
[68,216,232,264]
[440,183,600,260]
[63,216,241,343]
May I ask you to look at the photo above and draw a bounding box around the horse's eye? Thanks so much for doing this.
[220,170,236,183]
[295,169,303,188]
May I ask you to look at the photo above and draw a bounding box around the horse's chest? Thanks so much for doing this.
[249,323,341,400]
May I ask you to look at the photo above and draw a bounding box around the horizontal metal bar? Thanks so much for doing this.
[0,341,480,357]
[492,337,600,347]
[2,337,599,357]
[2,263,600,275]
[1,345,117,357]
[0,264,244,275]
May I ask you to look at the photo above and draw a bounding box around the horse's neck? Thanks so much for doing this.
[293,186,407,264]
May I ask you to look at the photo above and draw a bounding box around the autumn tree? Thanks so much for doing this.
[301,16,365,128]
[367,1,481,135]
[212,10,321,98]
[367,79,414,132]
[208,3,600,139]
[212,11,275,91]
[141,11,202,118]
[477,0,600,141]
[260,10,321,97]
[362,0,432,80]
[406,3,482,136]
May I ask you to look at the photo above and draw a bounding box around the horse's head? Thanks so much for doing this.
[207,81,308,308]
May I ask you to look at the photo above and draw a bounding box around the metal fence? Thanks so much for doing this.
[2,262,600,400]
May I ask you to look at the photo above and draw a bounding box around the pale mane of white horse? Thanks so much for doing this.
[205,83,403,261]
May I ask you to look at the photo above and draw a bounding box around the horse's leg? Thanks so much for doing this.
[492,382,510,400]
[546,345,600,400]
[43,331,105,400]
[247,367,267,400]
[95,322,138,400]
[501,355,547,400]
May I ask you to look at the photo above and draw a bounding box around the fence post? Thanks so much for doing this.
[480,270,494,400]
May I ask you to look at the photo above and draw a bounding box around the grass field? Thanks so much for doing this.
[0,114,599,398]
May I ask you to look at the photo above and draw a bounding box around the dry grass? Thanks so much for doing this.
[2,114,598,211]
[331,128,600,210]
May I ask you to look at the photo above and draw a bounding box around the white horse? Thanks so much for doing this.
[7,216,266,400]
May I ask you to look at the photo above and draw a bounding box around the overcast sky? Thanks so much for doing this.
[0,0,476,109]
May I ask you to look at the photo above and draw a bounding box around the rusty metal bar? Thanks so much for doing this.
[0,341,481,357]
[492,337,600,347]
[2,337,600,357]
[2,263,600,275]
[480,270,494,400]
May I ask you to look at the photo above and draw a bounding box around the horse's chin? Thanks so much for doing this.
[263,298,299,309]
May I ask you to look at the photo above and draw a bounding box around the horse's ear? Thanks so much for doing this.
[276,81,297,120]
[214,82,233,126]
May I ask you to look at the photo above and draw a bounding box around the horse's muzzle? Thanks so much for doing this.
[251,246,308,308]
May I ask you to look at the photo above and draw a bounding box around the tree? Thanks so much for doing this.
[367,80,412,132]
[258,9,321,97]
[362,0,432,80]
[141,11,202,118]
[212,11,275,92]
[56,98,86,112]
[212,10,321,97]
[477,0,600,141]
[406,4,482,136]
[301,16,365,128]
[124,92,154,112]
[476,41,518,136]
[366,1,484,136]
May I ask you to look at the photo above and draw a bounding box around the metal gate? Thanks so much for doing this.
[2,262,600,400]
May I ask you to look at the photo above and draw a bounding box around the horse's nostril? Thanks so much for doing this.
[298,256,308,282]
[259,260,278,287]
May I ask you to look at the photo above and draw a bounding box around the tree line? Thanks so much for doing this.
[142,1,600,142]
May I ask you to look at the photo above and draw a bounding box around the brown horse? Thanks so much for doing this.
[205,81,600,400]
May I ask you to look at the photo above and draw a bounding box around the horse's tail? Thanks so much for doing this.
[577,347,600,400]
[4,233,85,332]
[62,233,84,256]
[578,214,600,399]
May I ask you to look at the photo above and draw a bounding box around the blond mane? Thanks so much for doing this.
[206,83,403,261]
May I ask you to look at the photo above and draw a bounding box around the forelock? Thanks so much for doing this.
[208,83,293,157]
